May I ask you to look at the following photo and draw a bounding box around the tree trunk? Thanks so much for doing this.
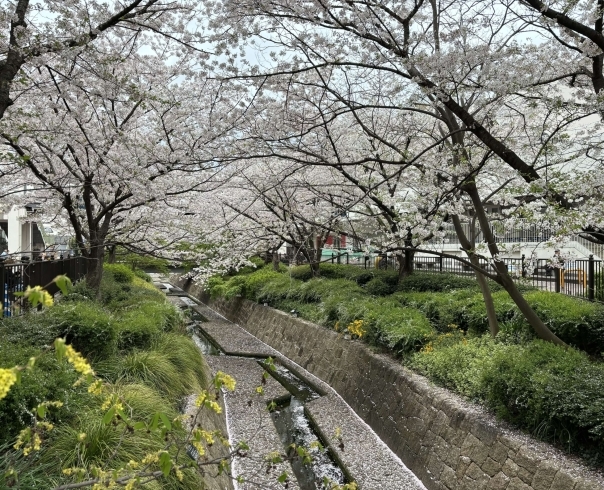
[107,245,116,264]
[85,241,105,294]
[465,184,566,346]
[309,248,321,277]
[397,250,415,283]
[451,214,499,337]
[272,251,280,271]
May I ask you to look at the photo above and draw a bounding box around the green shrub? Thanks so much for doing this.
[482,340,604,451]
[0,345,88,444]
[48,301,116,359]
[365,278,394,296]
[133,269,152,282]
[366,306,433,354]
[412,336,604,460]
[255,274,303,304]
[288,265,315,281]
[289,278,364,304]
[393,290,475,332]
[410,335,494,399]
[244,269,289,300]
[206,276,227,299]
[397,273,484,292]
[104,263,136,283]
[0,313,64,348]
[523,291,604,355]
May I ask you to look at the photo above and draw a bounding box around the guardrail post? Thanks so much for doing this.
[588,254,595,301]
[554,267,561,293]
[521,254,526,278]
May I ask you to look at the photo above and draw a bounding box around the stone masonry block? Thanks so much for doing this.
[461,433,490,466]
[490,471,511,490]
[470,421,498,447]
[514,446,541,475]
[507,476,531,490]
[456,455,472,480]
[482,457,502,477]
[530,460,559,490]
[517,466,534,486]
[502,459,520,479]
[550,471,578,490]
[426,453,446,480]
[574,480,604,490]
[499,434,523,452]
[489,441,511,465]
[440,465,457,490]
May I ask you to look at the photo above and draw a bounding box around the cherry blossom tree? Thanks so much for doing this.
[199,0,604,344]
[0,36,242,290]
[0,0,212,122]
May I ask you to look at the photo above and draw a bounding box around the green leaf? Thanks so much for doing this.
[54,339,66,361]
[277,472,288,483]
[238,441,250,451]
[159,452,172,477]
[102,406,116,425]
[37,404,46,419]
[133,422,146,431]
[159,412,172,430]
[54,275,72,295]
[150,413,160,431]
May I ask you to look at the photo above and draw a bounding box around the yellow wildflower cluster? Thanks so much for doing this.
[14,428,41,456]
[0,368,18,400]
[88,379,104,396]
[62,467,87,479]
[191,439,206,457]
[64,344,94,377]
[214,371,236,391]
[346,319,366,338]
[22,285,54,307]
[195,390,222,414]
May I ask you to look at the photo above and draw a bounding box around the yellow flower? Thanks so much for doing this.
[78,433,87,442]
[64,345,94,376]
[215,371,236,391]
[88,379,104,395]
[0,368,18,400]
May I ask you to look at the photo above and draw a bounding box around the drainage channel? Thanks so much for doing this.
[262,362,347,490]
[184,302,348,490]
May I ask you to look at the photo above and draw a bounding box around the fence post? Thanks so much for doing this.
[346,253,349,265]
[588,254,595,301]
[554,267,561,293]
[439,255,443,272]
[521,254,526,278]
[331,253,334,264]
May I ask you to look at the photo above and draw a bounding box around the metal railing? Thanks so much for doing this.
[409,255,603,303]
[1,256,88,317]
[278,250,604,303]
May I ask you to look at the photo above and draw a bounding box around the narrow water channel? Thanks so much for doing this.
[182,298,348,489]
[263,363,346,490]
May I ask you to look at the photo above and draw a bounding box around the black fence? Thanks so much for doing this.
[1,256,88,317]
[277,250,604,303]
[410,254,604,303]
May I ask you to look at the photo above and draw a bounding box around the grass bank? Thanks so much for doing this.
[0,264,212,489]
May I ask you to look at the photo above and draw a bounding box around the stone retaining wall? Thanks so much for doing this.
[177,278,603,490]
